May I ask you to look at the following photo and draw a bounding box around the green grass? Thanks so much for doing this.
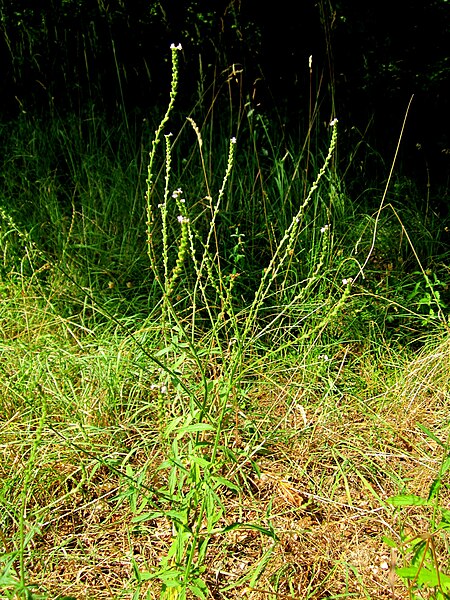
[1,47,450,599]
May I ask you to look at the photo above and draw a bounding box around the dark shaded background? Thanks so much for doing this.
[1,0,449,195]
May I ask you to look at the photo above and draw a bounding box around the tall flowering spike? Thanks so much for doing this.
[146,44,182,275]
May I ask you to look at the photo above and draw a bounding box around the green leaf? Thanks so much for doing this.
[189,454,212,469]
[387,494,432,507]
[158,569,184,584]
[196,537,209,564]
[131,510,164,523]
[428,478,442,501]
[396,565,421,579]
[439,508,450,529]
[189,577,208,599]
[165,509,190,524]
[0,571,19,587]
[132,568,154,582]
[212,476,240,493]
[248,545,275,588]
[175,423,215,439]
[382,535,398,548]
[154,346,172,357]
[397,566,450,590]
[417,423,444,447]
[441,454,450,476]
[222,522,279,540]
[164,415,186,437]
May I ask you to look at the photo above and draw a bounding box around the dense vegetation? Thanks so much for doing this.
[1,3,450,599]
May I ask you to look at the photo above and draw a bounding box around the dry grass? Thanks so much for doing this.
[2,326,449,599]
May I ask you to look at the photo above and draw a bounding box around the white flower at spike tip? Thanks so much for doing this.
[177,215,189,224]
[320,224,330,233]
[170,43,182,51]
[330,118,338,127]
[231,136,237,144]
[342,278,353,286]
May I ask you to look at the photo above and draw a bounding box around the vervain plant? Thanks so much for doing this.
[128,43,350,599]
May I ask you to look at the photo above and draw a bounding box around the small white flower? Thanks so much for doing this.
[172,188,183,198]
[342,278,353,285]
[170,43,183,51]
[177,215,189,224]
[330,118,338,127]
[321,224,330,233]
[231,136,237,144]
[160,385,168,394]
